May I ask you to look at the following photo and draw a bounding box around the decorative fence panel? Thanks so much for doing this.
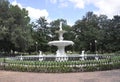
[0,55,120,73]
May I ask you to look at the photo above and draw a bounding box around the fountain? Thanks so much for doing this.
[48,22,74,61]
[14,23,101,61]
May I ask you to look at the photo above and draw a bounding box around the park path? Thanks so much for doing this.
[0,70,120,82]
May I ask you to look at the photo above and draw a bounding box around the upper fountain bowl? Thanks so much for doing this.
[48,40,74,46]
[55,30,66,33]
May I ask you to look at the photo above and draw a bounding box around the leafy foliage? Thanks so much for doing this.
[0,55,120,72]
[0,0,120,54]
[0,0,33,54]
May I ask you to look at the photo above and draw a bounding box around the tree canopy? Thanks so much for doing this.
[0,0,33,54]
[0,0,120,55]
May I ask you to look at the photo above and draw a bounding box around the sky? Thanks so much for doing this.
[9,0,120,26]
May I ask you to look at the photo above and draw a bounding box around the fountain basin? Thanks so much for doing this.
[48,40,74,46]
[48,40,74,61]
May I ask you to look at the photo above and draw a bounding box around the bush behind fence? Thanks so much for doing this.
[0,56,120,73]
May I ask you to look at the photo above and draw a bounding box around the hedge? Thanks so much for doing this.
[0,56,120,73]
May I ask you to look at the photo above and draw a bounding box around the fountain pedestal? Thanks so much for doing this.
[56,46,68,61]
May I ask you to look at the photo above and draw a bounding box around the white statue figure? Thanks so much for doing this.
[95,54,99,60]
[20,55,23,61]
[81,50,85,60]
[81,50,85,56]
[39,50,43,61]
[39,50,42,55]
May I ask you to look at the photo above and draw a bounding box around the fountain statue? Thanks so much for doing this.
[81,50,85,60]
[48,22,74,61]
[38,50,43,61]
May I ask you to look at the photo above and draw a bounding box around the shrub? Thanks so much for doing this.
[112,62,120,69]
[97,64,113,71]
[82,65,97,72]
[0,55,120,73]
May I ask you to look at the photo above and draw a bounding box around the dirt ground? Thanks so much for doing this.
[0,70,120,82]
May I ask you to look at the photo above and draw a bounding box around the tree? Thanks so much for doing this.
[9,5,33,52]
[104,15,120,52]
[33,17,50,52]
[97,15,110,53]
[0,0,33,54]
[72,12,102,53]
[0,0,13,53]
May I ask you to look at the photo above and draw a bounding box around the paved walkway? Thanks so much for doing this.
[0,70,120,82]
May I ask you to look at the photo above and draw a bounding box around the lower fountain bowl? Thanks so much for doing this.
[48,40,74,46]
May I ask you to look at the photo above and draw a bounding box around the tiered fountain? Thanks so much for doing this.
[12,22,102,61]
[48,22,74,61]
